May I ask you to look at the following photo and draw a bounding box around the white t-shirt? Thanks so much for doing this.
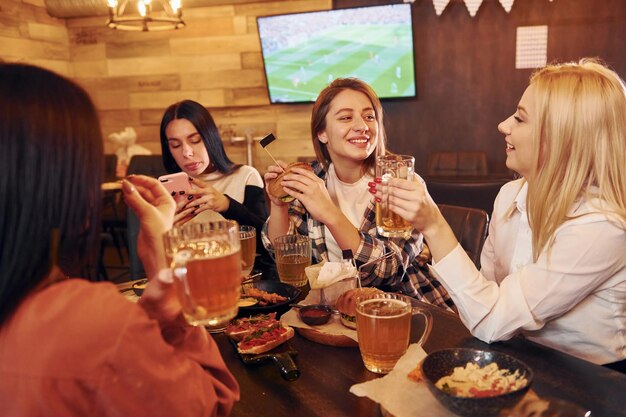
[197,165,263,204]
[324,163,374,262]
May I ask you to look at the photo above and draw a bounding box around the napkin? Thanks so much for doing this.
[305,260,357,305]
[350,344,460,417]
[281,292,359,342]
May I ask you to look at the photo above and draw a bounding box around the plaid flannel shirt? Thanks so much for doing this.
[262,161,455,311]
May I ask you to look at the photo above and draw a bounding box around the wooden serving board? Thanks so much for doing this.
[296,327,358,348]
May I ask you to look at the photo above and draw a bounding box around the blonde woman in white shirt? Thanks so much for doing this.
[372,59,626,369]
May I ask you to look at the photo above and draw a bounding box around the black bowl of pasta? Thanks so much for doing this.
[421,348,533,417]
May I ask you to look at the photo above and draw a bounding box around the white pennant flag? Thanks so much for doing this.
[499,0,515,12]
[464,0,484,17]
[432,0,451,16]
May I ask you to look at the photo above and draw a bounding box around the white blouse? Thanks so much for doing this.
[431,179,626,365]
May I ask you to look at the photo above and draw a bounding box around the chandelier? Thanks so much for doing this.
[106,0,185,32]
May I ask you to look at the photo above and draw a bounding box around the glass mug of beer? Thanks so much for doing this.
[274,234,312,287]
[375,154,415,238]
[163,220,242,328]
[239,225,256,277]
[356,292,432,374]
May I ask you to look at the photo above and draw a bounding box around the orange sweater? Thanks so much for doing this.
[0,279,239,416]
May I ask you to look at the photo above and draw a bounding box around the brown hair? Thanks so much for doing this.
[311,78,387,173]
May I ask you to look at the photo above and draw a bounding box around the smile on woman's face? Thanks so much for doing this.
[498,85,536,178]
[165,118,210,177]
[317,89,378,167]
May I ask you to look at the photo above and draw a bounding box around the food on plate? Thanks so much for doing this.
[334,287,382,329]
[266,162,314,202]
[237,297,259,307]
[225,312,280,341]
[433,362,529,398]
[243,287,288,306]
[236,324,295,355]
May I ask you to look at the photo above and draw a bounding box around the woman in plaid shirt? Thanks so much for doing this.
[262,78,454,311]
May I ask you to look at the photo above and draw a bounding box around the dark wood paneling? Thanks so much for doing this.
[334,0,626,174]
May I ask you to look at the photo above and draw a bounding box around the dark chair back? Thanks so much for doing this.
[104,154,118,182]
[438,204,489,269]
[426,177,509,217]
[126,155,168,280]
[427,151,488,177]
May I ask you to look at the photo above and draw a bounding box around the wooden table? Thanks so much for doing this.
[213,300,626,417]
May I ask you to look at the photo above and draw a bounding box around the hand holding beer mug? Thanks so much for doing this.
[376,155,415,238]
[356,292,432,374]
[163,220,242,328]
[274,234,312,287]
[239,225,256,278]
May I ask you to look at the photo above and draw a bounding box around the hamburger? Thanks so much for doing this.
[267,162,314,203]
[335,287,383,329]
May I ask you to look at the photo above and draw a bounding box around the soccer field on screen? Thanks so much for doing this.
[262,24,415,103]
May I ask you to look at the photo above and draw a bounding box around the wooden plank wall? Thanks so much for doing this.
[0,0,70,76]
[66,0,332,170]
[1,0,331,171]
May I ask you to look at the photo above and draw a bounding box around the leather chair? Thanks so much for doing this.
[426,177,509,217]
[126,155,168,280]
[437,204,488,268]
[427,151,488,177]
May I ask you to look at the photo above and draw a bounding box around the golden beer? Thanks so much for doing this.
[239,226,256,277]
[356,296,412,374]
[276,254,311,287]
[173,247,241,327]
[375,154,415,238]
[375,202,413,238]
[164,220,242,328]
[274,234,312,287]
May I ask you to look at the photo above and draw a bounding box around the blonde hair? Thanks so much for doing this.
[527,58,626,260]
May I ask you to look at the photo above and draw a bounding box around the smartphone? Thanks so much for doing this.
[158,172,192,201]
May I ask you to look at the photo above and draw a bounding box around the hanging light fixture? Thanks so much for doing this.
[106,0,185,32]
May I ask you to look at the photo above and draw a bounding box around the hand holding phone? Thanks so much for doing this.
[158,172,192,202]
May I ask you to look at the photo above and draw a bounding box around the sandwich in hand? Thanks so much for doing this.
[335,287,383,329]
[266,162,314,203]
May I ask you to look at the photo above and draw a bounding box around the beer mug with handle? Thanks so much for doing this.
[164,220,242,328]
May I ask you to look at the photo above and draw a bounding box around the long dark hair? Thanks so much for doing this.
[0,63,103,325]
[159,100,237,175]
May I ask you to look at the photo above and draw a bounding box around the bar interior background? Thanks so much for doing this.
[1,0,624,175]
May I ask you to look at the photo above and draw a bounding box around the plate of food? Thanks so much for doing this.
[225,312,300,381]
[418,348,533,417]
[238,281,301,317]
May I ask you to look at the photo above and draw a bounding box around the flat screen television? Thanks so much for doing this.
[257,4,416,104]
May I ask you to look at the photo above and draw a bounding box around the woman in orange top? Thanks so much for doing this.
[0,63,239,416]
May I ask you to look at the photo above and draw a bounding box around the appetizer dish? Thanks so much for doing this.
[226,312,294,354]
